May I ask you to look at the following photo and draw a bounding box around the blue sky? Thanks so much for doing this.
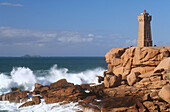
[0,0,170,56]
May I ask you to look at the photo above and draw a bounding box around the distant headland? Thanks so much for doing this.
[21,54,41,58]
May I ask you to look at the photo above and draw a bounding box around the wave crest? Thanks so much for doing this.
[0,64,105,94]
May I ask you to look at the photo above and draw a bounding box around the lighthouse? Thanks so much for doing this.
[137,9,152,47]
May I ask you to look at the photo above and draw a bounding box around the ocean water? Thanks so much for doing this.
[0,57,107,112]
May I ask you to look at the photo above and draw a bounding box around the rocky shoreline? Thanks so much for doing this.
[0,46,170,112]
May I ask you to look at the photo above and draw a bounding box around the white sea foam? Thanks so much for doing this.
[0,67,37,95]
[0,64,105,111]
[0,73,12,90]
[0,65,105,94]
[11,67,37,91]
[47,64,105,85]
[0,100,82,112]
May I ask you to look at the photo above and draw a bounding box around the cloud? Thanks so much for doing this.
[0,27,135,56]
[95,35,103,38]
[88,33,94,37]
[126,39,136,45]
[58,36,93,43]
[0,27,56,38]
[0,27,94,48]
[0,2,23,7]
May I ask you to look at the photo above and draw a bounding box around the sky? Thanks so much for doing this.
[0,0,170,57]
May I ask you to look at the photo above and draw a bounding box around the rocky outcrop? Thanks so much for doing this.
[96,46,170,111]
[159,85,170,104]
[0,90,29,103]
[32,96,41,105]
[80,54,170,111]
[104,71,121,88]
[105,47,170,86]
[0,78,105,110]
[43,79,86,104]
[19,101,35,108]
[154,57,170,72]
[106,47,169,76]
[127,72,140,86]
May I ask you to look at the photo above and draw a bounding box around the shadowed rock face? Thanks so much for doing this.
[98,96,137,108]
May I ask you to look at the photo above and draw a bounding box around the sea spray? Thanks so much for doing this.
[0,65,106,111]
[0,73,12,89]
[47,64,105,84]
[0,65,105,94]
[11,67,37,91]
[2,95,5,101]
[0,73,13,94]
[0,67,37,94]
[0,57,106,111]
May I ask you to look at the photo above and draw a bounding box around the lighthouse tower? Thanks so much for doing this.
[137,9,152,47]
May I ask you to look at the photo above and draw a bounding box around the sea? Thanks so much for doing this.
[0,57,107,112]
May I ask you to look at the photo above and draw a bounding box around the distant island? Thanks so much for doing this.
[21,54,41,57]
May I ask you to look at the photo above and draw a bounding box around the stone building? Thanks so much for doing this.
[137,9,152,47]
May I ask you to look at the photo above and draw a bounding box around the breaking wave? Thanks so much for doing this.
[0,64,105,94]
[0,64,105,111]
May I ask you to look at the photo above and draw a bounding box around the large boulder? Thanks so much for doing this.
[11,88,21,92]
[105,47,128,70]
[33,83,43,94]
[32,96,41,104]
[19,101,35,108]
[50,79,74,89]
[40,86,49,93]
[5,92,20,103]
[154,57,170,73]
[131,67,155,74]
[159,85,170,104]
[104,72,121,88]
[133,47,160,66]
[143,101,158,111]
[34,83,43,89]
[4,90,29,103]
[43,80,85,104]
[127,72,140,86]
[121,47,135,70]
[160,48,170,57]
[113,67,124,76]
[19,91,28,99]
[90,84,105,97]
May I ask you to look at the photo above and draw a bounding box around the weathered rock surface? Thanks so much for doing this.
[154,57,170,72]
[127,72,140,86]
[32,96,41,105]
[159,85,170,104]
[50,79,74,89]
[3,90,28,103]
[97,46,170,111]
[42,79,89,104]
[19,101,35,108]
[11,88,21,92]
[143,101,158,111]
[104,73,121,88]
[105,47,170,81]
